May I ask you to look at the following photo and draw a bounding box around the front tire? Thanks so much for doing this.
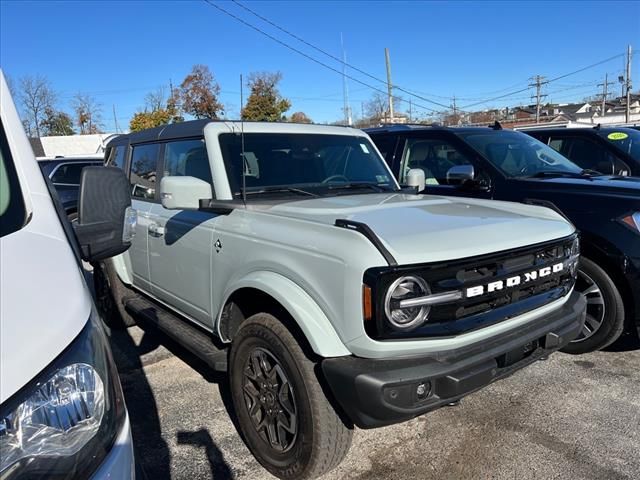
[93,261,137,329]
[562,257,625,354]
[229,314,352,479]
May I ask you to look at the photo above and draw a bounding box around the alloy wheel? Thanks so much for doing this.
[242,347,298,452]
[573,269,606,342]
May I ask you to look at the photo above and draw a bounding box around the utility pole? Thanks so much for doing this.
[112,104,120,133]
[409,99,413,122]
[529,75,548,123]
[625,44,633,123]
[598,73,614,118]
[341,33,352,126]
[385,48,394,121]
[451,95,458,125]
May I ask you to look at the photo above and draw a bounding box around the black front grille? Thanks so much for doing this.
[364,234,578,340]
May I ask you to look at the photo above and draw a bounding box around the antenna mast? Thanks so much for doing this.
[341,33,352,126]
[240,74,247,205]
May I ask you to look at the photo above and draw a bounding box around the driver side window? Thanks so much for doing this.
[400,138,475,185]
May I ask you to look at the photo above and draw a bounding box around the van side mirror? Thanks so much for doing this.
[446,164,475,185]
[160,176,212,210]
[406,168,426,192]
[74,166,136,262]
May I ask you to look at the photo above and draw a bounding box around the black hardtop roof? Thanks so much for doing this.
[108,119,212,147]
[364,124,510,135]
[526,126,639,135]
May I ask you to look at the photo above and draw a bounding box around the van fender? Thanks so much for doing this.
[216,271,351,358]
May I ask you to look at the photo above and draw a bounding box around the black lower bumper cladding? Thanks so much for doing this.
[322,291,586,429]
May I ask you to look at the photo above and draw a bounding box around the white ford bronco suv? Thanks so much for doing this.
[99,119,586,479]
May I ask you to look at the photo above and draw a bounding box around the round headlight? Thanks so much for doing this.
[384,275,431,330]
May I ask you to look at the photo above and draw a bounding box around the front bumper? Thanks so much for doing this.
[90,412,135,480]
[322,291,586,429]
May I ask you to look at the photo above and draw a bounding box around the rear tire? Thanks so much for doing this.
[229,313,352,479]
[561,257,625,354]
[94,261,136,329]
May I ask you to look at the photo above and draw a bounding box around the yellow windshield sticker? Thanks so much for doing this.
[607,132,628,140]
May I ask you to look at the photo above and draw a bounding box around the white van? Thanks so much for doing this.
[0,71,136,479]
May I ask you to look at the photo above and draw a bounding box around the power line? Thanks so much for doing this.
[461,53,625,109]
[213,0,450,111]
[202,0,441,114]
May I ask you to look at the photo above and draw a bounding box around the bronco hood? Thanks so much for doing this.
[259,193,575,265]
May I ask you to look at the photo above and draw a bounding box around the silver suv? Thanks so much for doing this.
[99,119,586,479]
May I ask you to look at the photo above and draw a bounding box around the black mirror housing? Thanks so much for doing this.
[74,166,133,262]
[446,164,475,185]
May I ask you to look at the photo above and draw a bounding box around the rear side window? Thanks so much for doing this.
[106,145,126,170]
[163,138,212,185]
[0,122,27,238]
[554,136,622,175]
[51,163,87,185]
[130,143,159,200]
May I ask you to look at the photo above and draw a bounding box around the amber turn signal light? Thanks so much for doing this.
[362,284,373,321]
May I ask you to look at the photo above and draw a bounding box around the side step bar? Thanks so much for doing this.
[124,296,228,372]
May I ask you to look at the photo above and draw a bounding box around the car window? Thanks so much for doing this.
[51,163,88,185]
[163,138,212,185]
[106,145,126,170]
[0,121,27,238]
[130,143,159,200]
[370,135,396,163]
[399,137,474,185]
[553,137,621,175]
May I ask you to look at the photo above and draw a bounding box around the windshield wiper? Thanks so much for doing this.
[527,169,602,179]
[244,186,319,197]
[327,182,390,192]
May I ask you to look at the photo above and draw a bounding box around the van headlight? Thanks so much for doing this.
[0,311,125,479]
[384,275,431,330]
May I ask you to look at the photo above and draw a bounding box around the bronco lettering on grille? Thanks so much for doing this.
[466,262,564,298]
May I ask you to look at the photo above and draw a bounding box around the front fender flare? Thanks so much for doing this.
[217,271,351,358]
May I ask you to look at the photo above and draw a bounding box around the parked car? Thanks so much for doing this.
[38,155,104,220]
[367,124,640,354]
[98,119,585,479]
[523,126,640,176]
[0,71,136,479]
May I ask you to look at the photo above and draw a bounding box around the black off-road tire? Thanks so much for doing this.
[229,313,352,479]
[562,257,625,354]
[94,261,136,329]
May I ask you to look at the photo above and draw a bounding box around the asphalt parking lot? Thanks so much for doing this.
[108,322,640,480]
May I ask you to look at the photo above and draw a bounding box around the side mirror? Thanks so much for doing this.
[446,164,475,185]
[406,168,426,192]
[75,166,136,262]
[160,176,212,210]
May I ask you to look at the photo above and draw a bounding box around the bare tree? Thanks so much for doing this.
[19,75,57,137]
[72,93,103,134]
[144,87,168,112]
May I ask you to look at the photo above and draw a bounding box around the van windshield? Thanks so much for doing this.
[0,122,27,238]
[218,133,398,198]
[459,130,583,178]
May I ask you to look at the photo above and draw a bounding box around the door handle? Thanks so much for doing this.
[148,223,165,237]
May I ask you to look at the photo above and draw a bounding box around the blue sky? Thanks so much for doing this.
[1,0,639,131]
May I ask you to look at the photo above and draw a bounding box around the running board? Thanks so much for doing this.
[124,296,228,372]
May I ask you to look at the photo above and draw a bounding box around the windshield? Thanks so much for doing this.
[459,130,583,177]
[218,133,397,198]
[598,129,640,160]
[0,122,28,238]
